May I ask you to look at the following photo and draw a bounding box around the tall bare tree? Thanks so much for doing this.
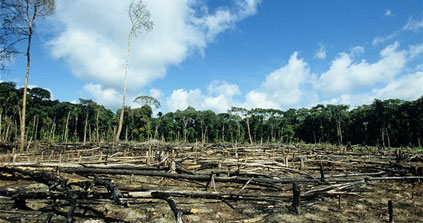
[115,0,153,143]
[1,0,55,152]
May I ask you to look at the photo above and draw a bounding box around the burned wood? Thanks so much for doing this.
[289,182,301,214]
[0,142,422,222]
[388,200,394,223]
[151,192,197,223]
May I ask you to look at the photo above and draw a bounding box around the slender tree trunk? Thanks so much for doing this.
[230,126,234,143]
[381,128,385,148]
[385,127,391,148]
[74,116,78,141]
[154,121,159,140]
[204,126,208,143]
[113,125,116,146]
[237,121,241,143]
[51,123,56,141]
[64,111,70,143]
[222,124,225,142]
[0,110,2,141]
[88,124,92,142]
[16,108,21,142]
[336,120,343,145]
[19,12,34,153]
[49,117,56,142]
[31,115,36,141]
[116,31,133,143]
[5,119,10,142]
[96,109,99,144]
[183,118,188,143]
[34,115,38,141]
[246,118,253,145]
[177,131,180,142]
[83,109,88,144]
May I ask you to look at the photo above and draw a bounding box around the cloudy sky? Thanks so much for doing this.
[2,0,423,113]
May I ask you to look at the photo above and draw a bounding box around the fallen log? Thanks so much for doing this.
[59,167,423,186]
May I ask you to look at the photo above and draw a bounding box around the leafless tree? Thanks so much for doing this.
[115,0,153,143]
[0,0,55,153]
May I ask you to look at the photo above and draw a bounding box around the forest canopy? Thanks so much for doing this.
[1,81,422,147]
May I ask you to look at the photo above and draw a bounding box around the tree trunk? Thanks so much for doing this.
[204,126,208,143]
[83,110,88,144]
[222,124,225,142]
[5,119,10,142]
[88,124,92,142]
[183,118,188,143]
[74,116,78,142]
[31,115,36,141]
[116,31,133,143]
[237,121,241,143]
[96,109,100,144]
[381,128,385,148]
[201,122,204,143]
[19,12,34,153]
[33,115,38,141]
[49,117,56,142]
[154,119,159,140]
[246,118,253,145]
[0,110,2,141]
[336,120,343,145]
[64,111,70,143]
[386,127,391,148]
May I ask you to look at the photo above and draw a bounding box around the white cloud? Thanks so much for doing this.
[350,46,365,56]
[165,52,318,111]
[244,52,312,109]
[319,41,407,96]
[403,16,423,32]
[314,44,327,59]
[49,0,260,105]
[384,9,392,17]
[149,88,162,99]
[244,90,278,108]
[166,88,203,111]
[323,72,423,107]
[373,16,422,45]
[164,41,420,112]
[83,83,121,109]
[166,80,242,113]
[373,72,423,100]
[408,43,423,59]
[207,80,241,96]
[372,31,399,45]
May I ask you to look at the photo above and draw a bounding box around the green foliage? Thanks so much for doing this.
[133,95,160,109]
[0,82,421,146]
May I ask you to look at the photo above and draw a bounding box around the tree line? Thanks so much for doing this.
[1,82,422,147]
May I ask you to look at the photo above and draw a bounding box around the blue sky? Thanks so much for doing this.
[2,0,422,113]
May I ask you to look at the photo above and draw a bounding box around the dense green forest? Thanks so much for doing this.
[1,81,422,147]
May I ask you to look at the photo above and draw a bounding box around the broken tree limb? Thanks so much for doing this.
[151,192,198,223]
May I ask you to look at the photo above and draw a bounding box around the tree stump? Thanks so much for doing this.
[290,182,301,214]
